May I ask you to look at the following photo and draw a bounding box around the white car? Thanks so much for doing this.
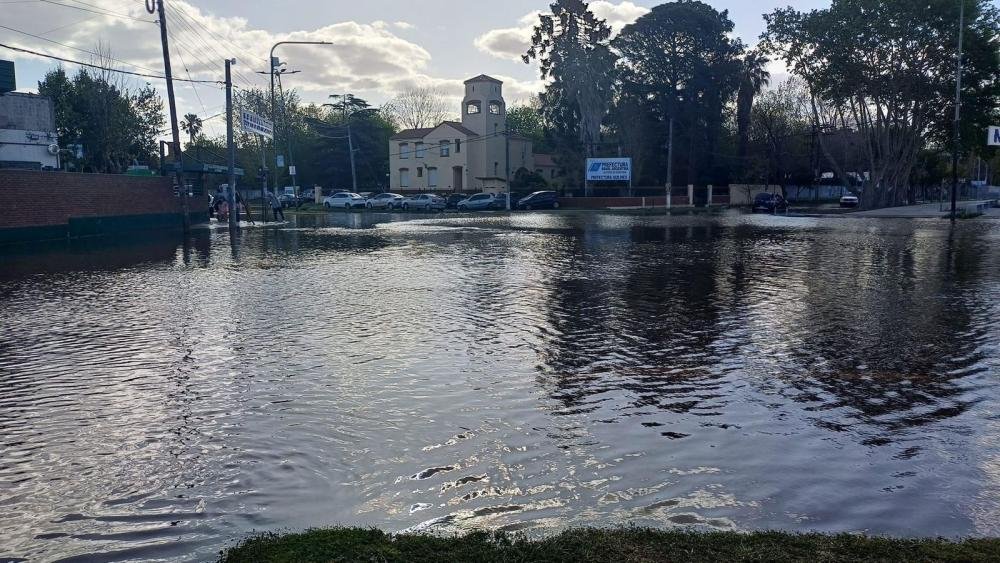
[366,193,405,209]
[840,194,860,208]
[323,192,366,210]
[456,193,497,211]
[401,194,446,211]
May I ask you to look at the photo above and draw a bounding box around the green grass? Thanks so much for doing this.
[218,527,1000,562]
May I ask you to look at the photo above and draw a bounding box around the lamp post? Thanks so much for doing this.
[269,41,332,195]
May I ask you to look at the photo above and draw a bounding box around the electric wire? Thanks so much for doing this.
[0,42,224,83]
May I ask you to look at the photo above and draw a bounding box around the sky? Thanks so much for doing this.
[2,0,830,139]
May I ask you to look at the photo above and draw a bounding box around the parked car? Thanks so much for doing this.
[840,194,860,208]
[445,193,467,209]
[401,193,446,211]
[457,193,497,211]
[367,192,405,209]
[517,191,560,210]
[491,193,512,210]
[323,192,366,210]
[752,192,788,214]
[278,193,298,208]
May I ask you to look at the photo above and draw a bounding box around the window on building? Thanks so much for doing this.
[466,101,481,115]
[417,167,423,178]
[428,167,438,187]
[399,143,409,159]
[415,142,425,158]
[440,140,451,157]
[455,139,461,153]
[551,169,556,179]
[494,162,499,176]
[400,168,410,187]
[489,101,501,115]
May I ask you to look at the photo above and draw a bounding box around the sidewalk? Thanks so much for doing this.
[847,201,997,218]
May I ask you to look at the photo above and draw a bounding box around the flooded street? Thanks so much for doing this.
[2,211,1000,561]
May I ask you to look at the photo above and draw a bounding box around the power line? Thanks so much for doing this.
[38,0,155,24]
[0,42,223,83]
[165,3,262,89]
[0,24,162,74]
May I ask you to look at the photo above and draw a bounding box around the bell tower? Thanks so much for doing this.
[461,75,505,137]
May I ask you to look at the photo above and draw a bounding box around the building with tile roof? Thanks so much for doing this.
[388,75,538,193]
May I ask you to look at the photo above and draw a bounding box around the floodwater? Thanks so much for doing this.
[2,211,1000,561]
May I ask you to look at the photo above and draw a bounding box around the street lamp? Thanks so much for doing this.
[268,41,333,195]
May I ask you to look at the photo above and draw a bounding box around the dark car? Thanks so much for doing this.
[445,194,467,209]
[516,191,560,210]
[752,192,788,214]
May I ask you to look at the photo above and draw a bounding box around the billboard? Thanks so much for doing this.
[586,158,631,181]
[240,110,273,139]
[989,126,1000,147]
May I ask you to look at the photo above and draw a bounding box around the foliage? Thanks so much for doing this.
[181,113,203,145]
[524,0,617,185]
[37,65,164,173]
[510,167,549,190]
[761,0,1000,207]
[219,527,1000,563]
[506,100,553,153]
[611,0,744,186]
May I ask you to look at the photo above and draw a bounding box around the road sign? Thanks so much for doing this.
[586,158,632,181]
[276,154,285,168]
[989,126,1000,146]
[240,110,273,139]
[289,165,297,176]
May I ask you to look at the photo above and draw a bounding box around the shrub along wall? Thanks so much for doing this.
[0,170,207,244]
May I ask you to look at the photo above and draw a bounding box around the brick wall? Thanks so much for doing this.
[0,169,204,229]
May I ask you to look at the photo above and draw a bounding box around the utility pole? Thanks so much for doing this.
[666,116,675,213]
[148,0,188,231]
[951,0,965,220]
[226,58,238,232]
[347,123,358,193]
[505,127,511,210]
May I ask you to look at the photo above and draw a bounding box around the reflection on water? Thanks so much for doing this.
[2,212,1000,561]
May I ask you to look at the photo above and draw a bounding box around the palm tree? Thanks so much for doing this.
[736,50,770,172]
[180,113,203,145]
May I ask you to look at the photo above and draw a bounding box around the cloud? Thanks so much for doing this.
[2,0,542,138]
[474,1,649,62]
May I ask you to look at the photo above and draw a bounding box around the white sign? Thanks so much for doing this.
[586,158,632,181]
[276,154,285,168]
[241,110,273,139]
[989,126,1000,146]
[289,165,297,176]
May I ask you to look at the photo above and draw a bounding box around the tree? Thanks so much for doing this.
[385,87,452,130]
[612,0,744,187]
[761,0,1000,208]
[747,77,812,193]
[511,167,549,190]
[506,100,553,153]
[37,64,163,173]
[181,113,203,145]
[736,50,770,174]
[524,0,617,187]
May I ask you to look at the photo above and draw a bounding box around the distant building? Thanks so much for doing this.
[389,75,535,193]
[0,92,59,170]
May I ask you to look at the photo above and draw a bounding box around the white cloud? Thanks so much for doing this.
[474,1,649,62]
[2,0,542,138]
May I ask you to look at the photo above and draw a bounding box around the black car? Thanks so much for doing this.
[752,192,788,214]
[445,194,467,209]
[516,191,560,210]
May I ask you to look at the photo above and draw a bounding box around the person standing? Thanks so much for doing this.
[267,190,285,222]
